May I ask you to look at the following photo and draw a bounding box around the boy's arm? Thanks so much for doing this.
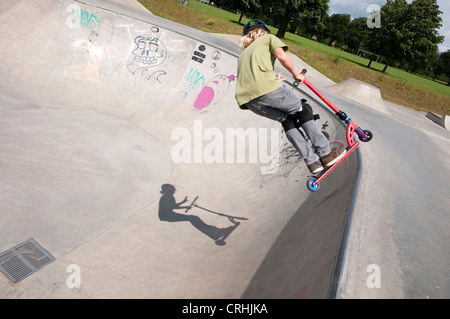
[274,47,304,83]
[176,196,189,207]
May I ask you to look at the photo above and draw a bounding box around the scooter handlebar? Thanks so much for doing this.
[291,67,373,144]
[293,69,308,87]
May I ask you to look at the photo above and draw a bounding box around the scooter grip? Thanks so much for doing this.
[294,69,308,87]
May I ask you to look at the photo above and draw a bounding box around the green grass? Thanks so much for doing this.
[140,0,450,115]
[288,34,449,97]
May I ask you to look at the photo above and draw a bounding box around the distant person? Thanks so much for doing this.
[235,20,346,173]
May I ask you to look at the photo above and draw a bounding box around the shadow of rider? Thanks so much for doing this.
[158,184,235,245]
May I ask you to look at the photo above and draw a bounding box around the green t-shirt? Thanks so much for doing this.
[235,34,288,108]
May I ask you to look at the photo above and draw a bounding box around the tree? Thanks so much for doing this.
[215,0,261,25]
[403,0,444,73]
[294,0,329,39]
[264,0,302,39]
[366,0,411,73]
[262,0,329,39]
[366,0,443,73]
[345,17,370,54]
[434,50,450,85]
[324,13,351,47]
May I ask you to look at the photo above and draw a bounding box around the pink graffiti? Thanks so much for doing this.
[194,75,236,109]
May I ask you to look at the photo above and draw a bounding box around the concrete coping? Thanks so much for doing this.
[426,112,449,130]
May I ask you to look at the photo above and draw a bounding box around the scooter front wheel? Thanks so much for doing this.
[358,129,373,142]
[307,177,320,192]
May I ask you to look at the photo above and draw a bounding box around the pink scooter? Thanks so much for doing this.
[294,69,373,192]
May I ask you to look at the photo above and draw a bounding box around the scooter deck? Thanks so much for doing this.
[306,142,359,192]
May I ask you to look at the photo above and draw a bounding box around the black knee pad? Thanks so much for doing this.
[297,102,314,126]
[281,117,296,132]
[284,100,320,131]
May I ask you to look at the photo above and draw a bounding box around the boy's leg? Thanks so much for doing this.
[302,120,346,167]
[285,128,320,165]
[246,91,323,171]
[262,85,302,115]
[294,100,346,165]
[246,101,287,122]
[246,85,302,122]
[282,117,320,166]
[301,120,331,157]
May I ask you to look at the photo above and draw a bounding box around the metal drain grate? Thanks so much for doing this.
[0,239,54,283]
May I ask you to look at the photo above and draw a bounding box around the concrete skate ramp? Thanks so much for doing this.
[0,0,359,298]
[426,112,449,129]
[327,78,390,115]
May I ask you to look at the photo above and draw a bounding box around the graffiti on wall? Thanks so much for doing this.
[191,44,206,63]
[122,35,167,75]
[131,36,166,70]
[115,32,169,86]
[184,68,206,89]
[188,44,236,110]
[66,4,101,29]
[194,74,235,109]
[65,7,235,105]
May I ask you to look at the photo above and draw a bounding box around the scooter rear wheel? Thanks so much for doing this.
[307,177,320,192]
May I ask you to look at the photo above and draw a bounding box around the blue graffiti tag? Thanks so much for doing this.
[184,68,205,89]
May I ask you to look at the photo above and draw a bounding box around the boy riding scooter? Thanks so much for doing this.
[235,20,346,174]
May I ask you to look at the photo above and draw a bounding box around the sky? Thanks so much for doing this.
[327,0,450,52]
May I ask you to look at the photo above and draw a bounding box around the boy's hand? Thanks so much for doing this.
[277,72,287,82]
[294,73,305,84]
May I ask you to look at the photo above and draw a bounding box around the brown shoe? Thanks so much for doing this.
[320,148,346,167]
[308,161,324,174]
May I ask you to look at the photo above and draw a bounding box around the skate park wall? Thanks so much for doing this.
[0,0,360,298]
